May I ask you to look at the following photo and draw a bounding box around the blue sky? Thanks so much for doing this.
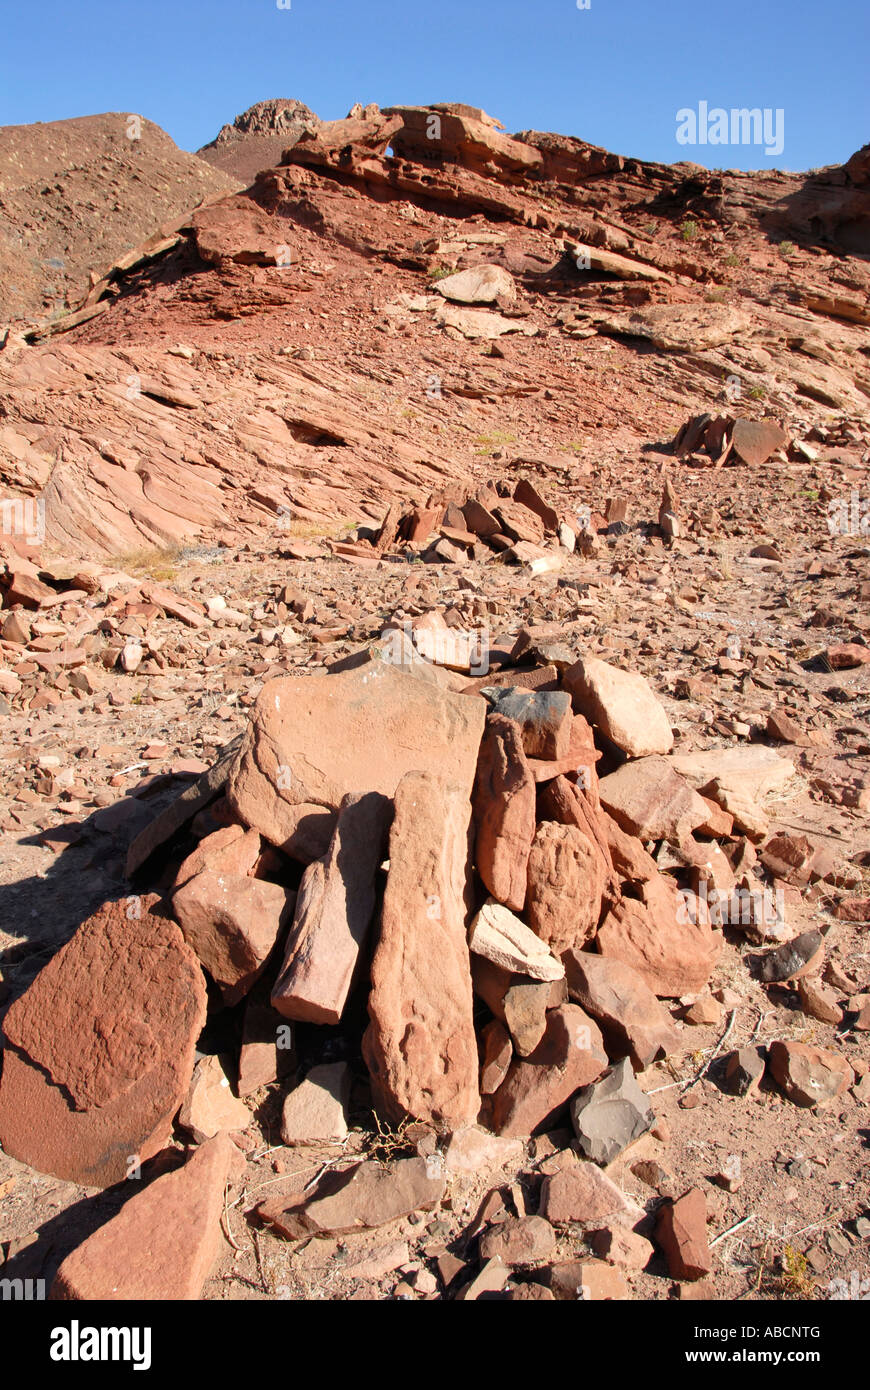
[1,0,867,171]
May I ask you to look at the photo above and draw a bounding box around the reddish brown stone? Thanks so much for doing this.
[50,1133,245,1300]
[825,643,870,670]
[471,956,567,1057]
[472,714,536,911]
[526,820,605,954]
[539,1159,644,1226]
[488,1004,607,1138]
[171,824,261,889]
[545,1258,629,1300]
[479,1019,513,1095]
[563,655,673,758]
[655,1188,712,1281]
[596,874,720,998]
[601,811,658,882]
[562,949,680,1068]
[513,478,559,533]
[768,1040,852,1107]
[363,772,479,1130]
[257,1156,446,1238]
[172,870,295,1006]
[227,665,485,862]
[479,1215,556,1266]
[0,898,206,1187]
[271,791,391,1025]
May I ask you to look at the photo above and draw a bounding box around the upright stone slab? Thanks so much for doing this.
[271,791,392,1024]
[472,713,536,911]
[362,771,480,1130]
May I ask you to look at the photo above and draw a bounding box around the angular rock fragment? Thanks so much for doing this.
[172,823,261,889]
[443,1126,523,1175]
[0,897,206,1187]
[563,950,680,1068]
[570,1057,655,1165]
[237,985,296,1097]
[669,746,794,840]
[471,957,566,1057]
[655,1188,712,1281]
[539,1158,644,1226]
[271,791,391,1024]
[598,757,709,843]
[723,1047,765,1097]
[281,1062,351,1145]
[563,656,673,758]
[126,734,243,876]
[51,1133,244,1300]
[730,418,789,466]
[472,714,536,911]
[589,1223,655,1270]
[596,874,720,997]
[796,977,843,1026]
[768,1041,852,1107]
[433,265,516,305]
[179,1054,250,1143]
[545,1258,629,1300]
[757,930,823,983]
[479,1019,513,1094]
[469,898,564,982]
[363,772,479,1130]
[488,1004,607,1137]
[257,1156,446,1238]
[478,1215,556,1266]
[172,870,295,1006]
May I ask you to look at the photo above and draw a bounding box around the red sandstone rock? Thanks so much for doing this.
[50,1133,245,1300]
[472,714,536,911]
[271,791,391,1025]
[257,1155,446,1238]
[171,823,261,889]
[563,655,673,758]
[655,1188,713,1281]
[525,820,605,954]
[172,869,295,1006]
[488,1003,607,1137]
[362,771,479,1130]
[768,1040,852,1107]
[596,874,720,997]
[539,1159,644,1226]
[227,665,485,862]
[0,897,206,1187]
[562,949,680,1068]
[478,1215,556,1266]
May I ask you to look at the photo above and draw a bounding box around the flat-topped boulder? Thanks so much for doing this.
[227,665,485,861]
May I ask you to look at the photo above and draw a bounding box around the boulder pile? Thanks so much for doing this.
[0,627,853,1298]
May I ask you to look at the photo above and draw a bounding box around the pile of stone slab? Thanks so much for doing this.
[672,413,790,467]
[330,476,602,574]
[0,628,851,1299]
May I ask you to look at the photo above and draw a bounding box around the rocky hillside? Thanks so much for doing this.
[0,113,240,323]
[197,98,320,185]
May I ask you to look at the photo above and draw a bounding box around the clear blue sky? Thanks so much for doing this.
[2,0,867,171]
